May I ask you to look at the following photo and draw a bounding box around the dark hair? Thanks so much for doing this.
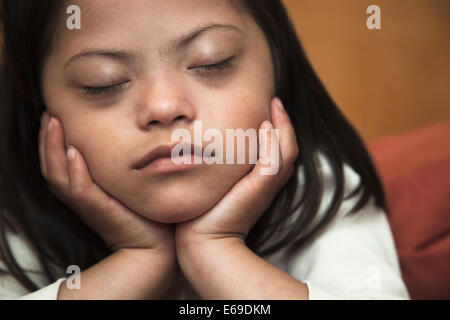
[0,0,386,292]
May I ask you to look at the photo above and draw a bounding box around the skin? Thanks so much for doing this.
[41,0,275,224]
[40,0,306,299]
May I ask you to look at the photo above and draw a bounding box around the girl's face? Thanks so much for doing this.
[41,0,275,223]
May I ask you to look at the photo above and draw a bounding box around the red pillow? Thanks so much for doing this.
[368,120,450,300]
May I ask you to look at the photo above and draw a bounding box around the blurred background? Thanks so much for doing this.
[283,0,450,142]
[283,1,450,299]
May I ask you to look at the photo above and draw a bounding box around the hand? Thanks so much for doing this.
[175,97,299,245]
[39,112,175,253]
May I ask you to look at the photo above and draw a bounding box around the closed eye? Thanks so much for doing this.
[81,81,130,96]
[80,58,235,96]
[191,57,235,72]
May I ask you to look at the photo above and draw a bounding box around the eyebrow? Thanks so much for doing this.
[63,23,242,69]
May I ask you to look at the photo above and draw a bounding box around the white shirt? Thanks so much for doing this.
[0,152,410,300]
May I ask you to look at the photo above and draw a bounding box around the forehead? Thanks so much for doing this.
[52,0,249,53]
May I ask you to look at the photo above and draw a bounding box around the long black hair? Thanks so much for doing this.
[0,0,386,292]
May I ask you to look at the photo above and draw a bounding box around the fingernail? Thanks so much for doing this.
[67,145,76,161]
[48,117,55,132]
[263,120,273,130]
[274,98,284,112]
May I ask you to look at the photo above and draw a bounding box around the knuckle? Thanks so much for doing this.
[69,182,94,205]
[40,165,48,180]
[287,147,300,164]
[294,144,300,158]
[104,197,119,217]
[287,164,296,177]
[280,165,295,185]
[283,153,295,165]
[68,183,86,200]
[46,172,65,189]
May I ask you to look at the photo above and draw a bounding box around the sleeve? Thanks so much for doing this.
[0,222,68,300]
[295,200,410,299]
[0,270,66,300]
[17,278,67,300]
[282,155,411,300]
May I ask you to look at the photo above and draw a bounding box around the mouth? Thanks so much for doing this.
[132,141,214,171]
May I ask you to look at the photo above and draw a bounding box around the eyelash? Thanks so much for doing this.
[193,57,235,72]
[81,82,128,96]
[81,57,235,96]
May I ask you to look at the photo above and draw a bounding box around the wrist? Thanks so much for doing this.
[175,231,245,250]
[115,246,176,266]
[175,236,249,299]
[107,237,175,255]
[176,236,244,269]
[58,247,177,300]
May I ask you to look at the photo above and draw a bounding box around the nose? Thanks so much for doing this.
[136,74,196,129]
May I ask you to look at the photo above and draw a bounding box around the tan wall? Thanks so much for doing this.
[283,0,450,142]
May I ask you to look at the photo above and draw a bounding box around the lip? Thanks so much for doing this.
[132,141,212,172]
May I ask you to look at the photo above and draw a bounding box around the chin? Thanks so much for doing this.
[135,199,216,224]
[151,210,203,224]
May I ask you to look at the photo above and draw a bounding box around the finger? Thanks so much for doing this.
[230,120,280,206]
[45,117,70,192]
[39,112,50,178]
[216,120,280,235]
[269,98,299,187]
[66,145,123,228]
[256,120,280,177]
[41,115,73,206]
[270,98,299,166]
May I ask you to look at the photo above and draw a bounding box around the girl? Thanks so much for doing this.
[0,0,410,299]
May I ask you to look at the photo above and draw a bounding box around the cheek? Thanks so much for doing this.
[61,119,125,181]
[226,97,270,131]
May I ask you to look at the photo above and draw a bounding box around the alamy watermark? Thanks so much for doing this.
[66,4,381,30]
[66,265,81,290]
[66,5,81,30]
[366,5,381,30]
[171,121,280,176]
[66,4,382,31]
